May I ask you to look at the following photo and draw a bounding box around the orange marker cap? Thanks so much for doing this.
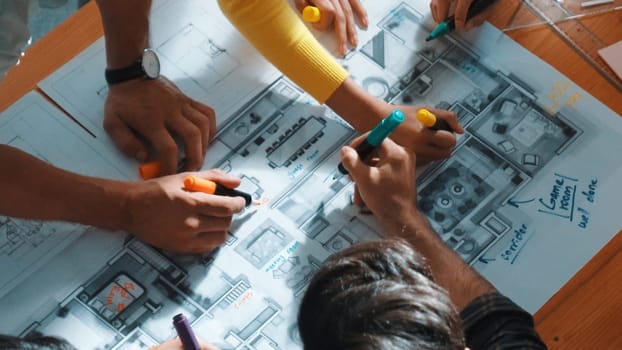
[183,175,217,194]
[416,109,437,128]
[302,6,321,23]
[139,161,161,180]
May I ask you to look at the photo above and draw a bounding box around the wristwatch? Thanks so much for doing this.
[104,48,160,85]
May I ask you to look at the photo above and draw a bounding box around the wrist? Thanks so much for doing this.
[388,209,432,245]
[69,178,133,232]
[96,0,151,69]
[326,78,393,131]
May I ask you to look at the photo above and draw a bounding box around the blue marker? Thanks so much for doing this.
[337,110,404,175]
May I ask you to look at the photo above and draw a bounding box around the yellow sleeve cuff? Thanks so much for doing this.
[218,0,349,103]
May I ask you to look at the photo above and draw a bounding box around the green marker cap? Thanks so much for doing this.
[367,110,405,146]
[427,21,451,41]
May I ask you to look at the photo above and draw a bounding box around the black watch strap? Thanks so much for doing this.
[105,62,145,85]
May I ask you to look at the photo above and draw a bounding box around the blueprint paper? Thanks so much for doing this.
[0,0,620,348]
[0,92,132,298]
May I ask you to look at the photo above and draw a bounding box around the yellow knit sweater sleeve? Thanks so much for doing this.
[218,0,349,103]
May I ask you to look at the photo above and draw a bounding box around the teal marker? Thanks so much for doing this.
[426,0,498,42]
[337,110,404,175]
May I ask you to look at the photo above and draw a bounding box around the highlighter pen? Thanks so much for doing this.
[184,175,253,207]
[337,110,404,175]
[426,0,498,41]
[139,158,186,180]
[173,313,201,350]
[416,108,452,132]
[302,5,321,23]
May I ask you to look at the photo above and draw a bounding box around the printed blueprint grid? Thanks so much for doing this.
[1,0,622,349]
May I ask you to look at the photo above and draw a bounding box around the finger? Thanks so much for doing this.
[313,0,335,30]
[428,107,464,134]
[193,194,245,216]
[295,0,311,12]
[315,0,347,56]
[348,133,368,149]
[143,126,179,175]
[338,0,357,47]
[427,130,458,149]
[332,3,348,56]
[465,10,489,30]
[349,0,368,28]
[189,99,217,142]
[435,0,452,22]
[182,102,212,159]
[430,1,439,23]
[340,145,372,181]
[374,137,415,169]
[168,115,203,171]
[103,113,149,161]
[454,0,474,30]
[199,169,242,189]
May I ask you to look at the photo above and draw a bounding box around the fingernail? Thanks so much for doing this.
[362,16,369,27]
[456,20,465,29]
[135,150,147,161]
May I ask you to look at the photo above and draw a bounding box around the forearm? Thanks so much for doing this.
[0,145,129,231]
[218,0,348,103]
[325,78,392,131]
[397,210,496,310]
[95,0,152,68]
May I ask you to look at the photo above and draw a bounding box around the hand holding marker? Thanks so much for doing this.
[184,175,254,207]
[427,0,499,41]
[416,108,453,131]
[337,110,404,175]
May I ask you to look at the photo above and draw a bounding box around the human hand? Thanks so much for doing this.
[430,0,498,30]
[123,169,245,253]
[149,337,218,350]
[294,0,368,56]
[104,76,216,176]
[340,136,418,234]
[391,106,464,163]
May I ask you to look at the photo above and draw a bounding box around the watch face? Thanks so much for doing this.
[141,49,160,79]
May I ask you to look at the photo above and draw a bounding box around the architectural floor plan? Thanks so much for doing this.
[1,1,621,349]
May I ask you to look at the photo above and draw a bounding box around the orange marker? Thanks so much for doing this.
[139,158,187,180]
[139,161,162,180]
[302,5,321,23]
[183,175,253,207]
[416,109,452,132]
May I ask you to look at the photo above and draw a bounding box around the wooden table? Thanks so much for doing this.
[1,2,621,348]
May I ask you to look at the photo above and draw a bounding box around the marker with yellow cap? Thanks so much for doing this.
[302,5,321,23]
[416,109,452,132]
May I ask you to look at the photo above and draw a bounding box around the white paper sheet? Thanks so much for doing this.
[0,0,621,348]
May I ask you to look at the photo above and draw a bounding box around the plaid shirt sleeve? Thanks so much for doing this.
[460,293,548,349]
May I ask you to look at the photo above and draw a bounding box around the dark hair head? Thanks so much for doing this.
[298,238,464,350]
[0,334,76,350]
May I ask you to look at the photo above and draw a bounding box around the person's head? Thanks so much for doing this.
[298,238,464,350]
[0,334,76,350]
